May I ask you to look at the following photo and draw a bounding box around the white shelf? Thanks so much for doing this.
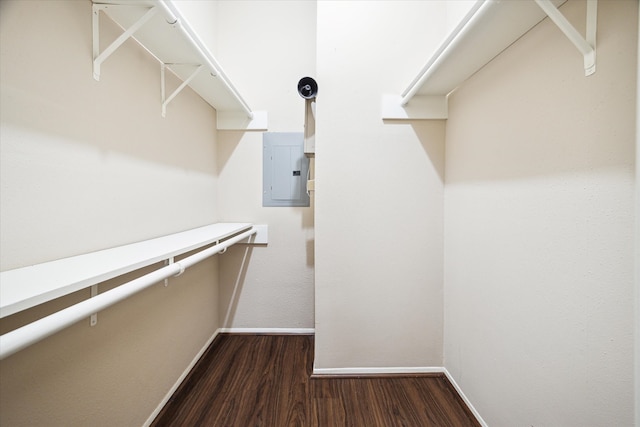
[382,0,567,120]
[0,223,257,318]
[93,0,267,130]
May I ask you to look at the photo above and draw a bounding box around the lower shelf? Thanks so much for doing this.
[0,222,256,318]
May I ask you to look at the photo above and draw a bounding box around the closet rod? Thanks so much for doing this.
[0,227,257,361]
[400,0,488,105]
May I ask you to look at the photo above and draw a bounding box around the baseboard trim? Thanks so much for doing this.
[143,329,221,427]
[312,366,445,377]
[442,368,488,427]
[218,327,315,335]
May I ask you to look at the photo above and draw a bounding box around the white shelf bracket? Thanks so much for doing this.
[90,285,98,326]
[534,0,597,76]
[92,4,158,81]
[164,257,174,287]
[161,63,203,117]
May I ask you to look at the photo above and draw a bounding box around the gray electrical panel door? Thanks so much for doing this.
[263,132,310,207]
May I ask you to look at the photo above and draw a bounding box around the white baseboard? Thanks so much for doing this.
[143,329,221,427]
[218,327,315,334]
[442,368,488,427]
[312,366,445,376]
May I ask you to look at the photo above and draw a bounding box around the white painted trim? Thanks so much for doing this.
[238,224,268,245]
[381,94,448,120]
[217,110,268,131]
[143,329,221,427]
[218,327,315,335]
[442,368,488,427]
[312,366,444,376]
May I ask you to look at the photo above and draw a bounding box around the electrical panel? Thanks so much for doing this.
[263,132,310,207]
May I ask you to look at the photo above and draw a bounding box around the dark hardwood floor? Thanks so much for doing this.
[152,334,480,426]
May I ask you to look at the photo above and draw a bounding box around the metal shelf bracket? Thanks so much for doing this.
[534,0,597,76]
[161,63,203,117]
[92,4,158,81]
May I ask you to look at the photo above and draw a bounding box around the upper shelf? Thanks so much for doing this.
[0,223,268,318]
[93,0,267,130]
[382,0,588,120]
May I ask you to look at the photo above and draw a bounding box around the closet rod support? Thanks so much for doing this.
[92,4,158,81]
[164,257,174,287]
[161,64,203,117]
[90,285,98,326]
[534,0,597,76]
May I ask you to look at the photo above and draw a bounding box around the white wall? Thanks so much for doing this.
[444,1,637,425]
[214,1,317,329]
[3,0,635,424]
[172,1,219,57]
[0,1,219,269]
[314,1,447,370]
[445,0,477,35]
[636,4,640,423]
[0,1,221,425]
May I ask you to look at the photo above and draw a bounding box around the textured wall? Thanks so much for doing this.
[214,0,317,329]
[0,1,221,425]
[0,1,220,270]
[444,1,637,425]
[314,1,447,370]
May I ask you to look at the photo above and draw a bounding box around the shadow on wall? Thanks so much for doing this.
[303,173,315,268]
[442,0,636,186]
[216,130,246,174]
[0,0,217,175]
[217,128,315,270]
[219,245,254,328]
[411,120,446,184]
[382,119,446,184]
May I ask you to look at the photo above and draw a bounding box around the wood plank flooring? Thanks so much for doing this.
[152,334,480,426]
